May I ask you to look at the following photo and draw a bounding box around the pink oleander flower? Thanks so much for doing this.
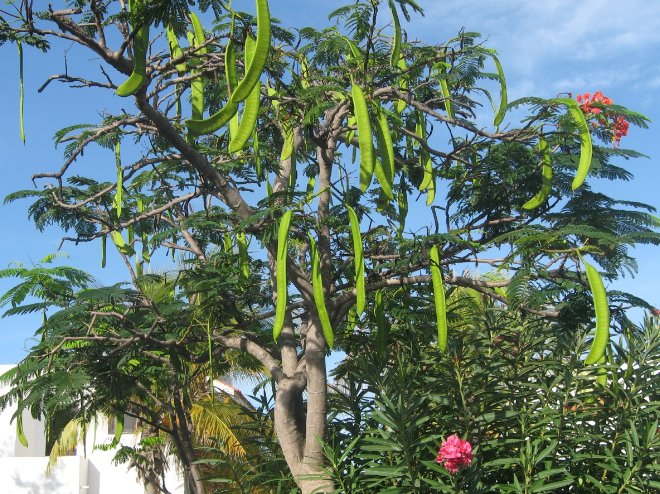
[436,434,473,474]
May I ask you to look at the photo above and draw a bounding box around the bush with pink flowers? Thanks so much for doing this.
[436,434,473,474]
[321,310,659,493]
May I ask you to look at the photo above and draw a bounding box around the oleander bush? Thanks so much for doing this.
[320,305,660,493]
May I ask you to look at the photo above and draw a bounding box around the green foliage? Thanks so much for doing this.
[324,309,660,493]
[194,387,298,493]
[0,257,265,492]
[0,254,92,316]
[0,1,658,492]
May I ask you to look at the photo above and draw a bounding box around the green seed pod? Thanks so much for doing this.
[186,15,207,124]
[229,36,262,153]
[308,234,334,348]
[346,205,365,316]
[229,0,271,105]
[582,259,610,365]
[372,103,395,200]
[491,54,508,126]
[185,0,270,136]
[388,0,402,69]
[522,138,553,210]
[375,290,388,357]
[166,27,186,74]
[18,41,25,143]
[352,83,374,192]
[101,235,107,268]
[111,231,135,257]
[273,210,292,342]
[16,413,28,447]
[553,98,593,190]
[237,231,250,280]
[112,141,123,219]
[429,245,447,351]
[116,0,150,97]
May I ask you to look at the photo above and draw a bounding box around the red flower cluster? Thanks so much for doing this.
[652,308,660,317]
[575,91,629,146]
[436,434,473,474]
[576,91,612,114]
[612,115,630,144]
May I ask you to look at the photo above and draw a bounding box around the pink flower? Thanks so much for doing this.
[436,434,473,474]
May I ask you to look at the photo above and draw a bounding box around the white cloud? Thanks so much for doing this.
[415,0,660,98]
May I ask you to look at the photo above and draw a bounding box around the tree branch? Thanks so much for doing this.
[216,334,285,383]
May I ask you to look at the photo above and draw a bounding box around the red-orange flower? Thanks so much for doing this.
[591,90,613,109]
[577,91,612,114]
[612,115,629,146]
[575,91,629,146]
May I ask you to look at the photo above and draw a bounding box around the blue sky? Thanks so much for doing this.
[0,0,658,363]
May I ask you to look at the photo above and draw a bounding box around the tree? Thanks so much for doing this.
[1,1,658,493]
[0,257,267,494]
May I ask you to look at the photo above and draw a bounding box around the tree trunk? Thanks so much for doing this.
[274,320,332,494]
[130,425,169,494]
[144,483,158,494]
[169,412,206,494]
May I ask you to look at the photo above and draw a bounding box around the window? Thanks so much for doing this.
[107,414,138,435]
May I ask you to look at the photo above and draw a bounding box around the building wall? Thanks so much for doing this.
[0,365,185,494]
[0,455,87,494]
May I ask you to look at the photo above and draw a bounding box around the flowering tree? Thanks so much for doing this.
[0,1,658,493]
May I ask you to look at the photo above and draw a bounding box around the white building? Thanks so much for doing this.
[0,364,185,494]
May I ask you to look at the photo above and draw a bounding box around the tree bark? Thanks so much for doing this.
[170,422,207,494]
[301,320,332,494]
[273,320,331,494]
